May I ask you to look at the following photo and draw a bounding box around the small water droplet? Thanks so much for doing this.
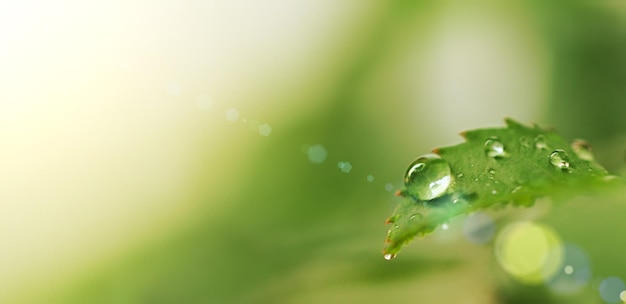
[534,135,548,150]
[393,224,399,229]
[383,253,396,261]
[488,168,496,175]
[491,189,497,195]
[442,222,449,230]
[571,139,594,161]
[404,154,452,200]
[484,137,508,158]
[337,161,353,173]
[519,137,530,147]
[367,175,375,182]
[549,149,570,170]
[457,173,464,178]
[511,186,522,193]
[409,213,422,221]
[385,183,394,192]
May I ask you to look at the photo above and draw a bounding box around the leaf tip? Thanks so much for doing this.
[504,117,522,128]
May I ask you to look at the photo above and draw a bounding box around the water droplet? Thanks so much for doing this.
[488,168,496,175]
[571,139,594,161]
[484,137,508,158]
[549,149,570,170]
[404,154,452,200]
[258,123,272,136]
[409,213,422,221]
[226,108,239,122]
[307,144,327,164]
[534,135,548,150]
[385,183,394,192]
[337,161,352,173]
[442,222,449,230]
[367,175,374,182]
[511,186,522,194]
[519,137,530,147]
[456,173,464,178]
[383,253,396,261]
[491,189,497,195]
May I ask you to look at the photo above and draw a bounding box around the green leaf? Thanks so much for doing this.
[383,118,613,260]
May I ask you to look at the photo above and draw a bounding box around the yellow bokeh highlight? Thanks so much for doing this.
[495,222,563,284]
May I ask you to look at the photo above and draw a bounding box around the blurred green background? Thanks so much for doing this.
[2,1,626,303]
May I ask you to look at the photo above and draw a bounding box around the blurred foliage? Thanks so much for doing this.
[9,1,626,303]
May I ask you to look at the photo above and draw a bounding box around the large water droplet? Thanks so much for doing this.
[571,139,594,161]
[484,137,508,158]
[383,253,396,261]
[404,154,452,200]
[534,135,548,150]
[549,149,570,170]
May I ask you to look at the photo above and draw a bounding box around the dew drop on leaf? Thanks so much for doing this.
[511,186,522,194]
[534,135,548,150]
[549,149,570,170]
[383,253,396,261]
[484,136,508,158]
[571,139,594,161]
[408,213,422,221]
[404,154,452,200]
